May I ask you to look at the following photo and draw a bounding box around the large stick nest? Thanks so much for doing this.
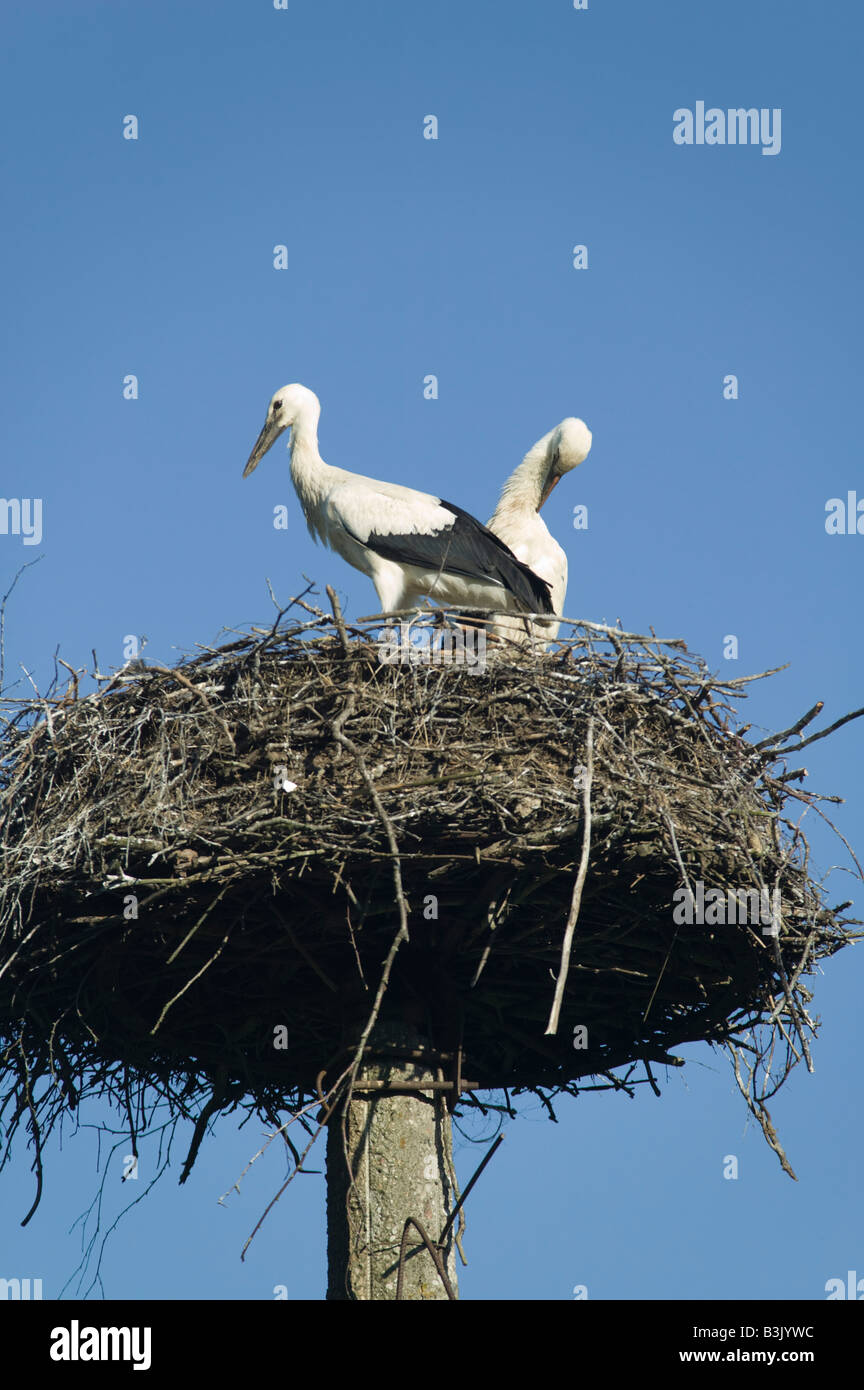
[0,602,860,1193]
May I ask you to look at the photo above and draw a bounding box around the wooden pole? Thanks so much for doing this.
[326,1024,458,1300]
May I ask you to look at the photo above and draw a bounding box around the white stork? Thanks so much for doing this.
[243,383,555,618]
[486,417,592,644]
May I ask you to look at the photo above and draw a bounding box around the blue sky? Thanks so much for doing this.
[1,0,862,1300]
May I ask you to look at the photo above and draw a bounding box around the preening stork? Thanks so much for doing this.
[243,383,555,618]
[487,417,592,644]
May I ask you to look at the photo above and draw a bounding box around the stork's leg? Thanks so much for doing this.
[370,559,425,616]
[370,566,406,615]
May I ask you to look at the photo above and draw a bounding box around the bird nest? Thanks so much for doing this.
[0,599,860,1199]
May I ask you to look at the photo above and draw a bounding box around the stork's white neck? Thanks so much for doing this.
[288,394,321,452]
[287,401,340,532]
[493,429,556,516]
[290,433,324,499]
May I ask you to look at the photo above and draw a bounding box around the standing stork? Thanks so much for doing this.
[243,383,554,618]
[486,417,592,644]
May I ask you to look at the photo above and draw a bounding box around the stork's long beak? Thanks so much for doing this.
[538,472,560,510]
[243,419,287,478]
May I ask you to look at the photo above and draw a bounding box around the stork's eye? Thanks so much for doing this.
[273,400,282,412]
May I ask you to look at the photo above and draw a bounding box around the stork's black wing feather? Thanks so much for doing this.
[359,498,554,614]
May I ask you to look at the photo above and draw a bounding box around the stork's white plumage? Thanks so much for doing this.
[487,417,592,644]
[243,384,555,617]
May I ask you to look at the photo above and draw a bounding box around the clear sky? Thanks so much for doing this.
[1,0,862,1301]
